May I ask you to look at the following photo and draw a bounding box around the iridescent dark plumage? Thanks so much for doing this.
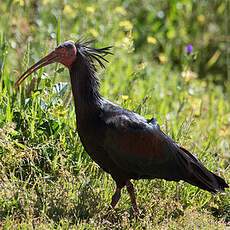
[16,41,229,213]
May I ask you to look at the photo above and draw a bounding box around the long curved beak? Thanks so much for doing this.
[15,51,58,87]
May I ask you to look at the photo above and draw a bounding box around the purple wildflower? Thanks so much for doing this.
[185,44,193,55]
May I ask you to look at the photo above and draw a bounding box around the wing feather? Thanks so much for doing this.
[102,109,185,180]
[100,102,229,192]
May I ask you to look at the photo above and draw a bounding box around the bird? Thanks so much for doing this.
[15,40,228,213]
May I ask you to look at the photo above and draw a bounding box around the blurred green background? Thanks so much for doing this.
[0,0,229,229]
[0,0,229,85]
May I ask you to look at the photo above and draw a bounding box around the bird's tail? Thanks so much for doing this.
[178,147,229,193]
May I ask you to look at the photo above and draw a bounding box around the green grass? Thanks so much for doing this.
[0,0,229,229]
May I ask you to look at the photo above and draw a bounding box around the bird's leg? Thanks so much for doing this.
[126,180,139,214]
[110,185,122,209]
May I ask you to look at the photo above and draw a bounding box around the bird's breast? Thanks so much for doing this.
[77,115,105,148]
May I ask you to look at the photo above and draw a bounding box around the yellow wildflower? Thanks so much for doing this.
[63,5,75,17]
[115,6,127,15]
[86,6,95,14]
[182,70,198,82]
[119,20,133,31]
[159,53,168,64]
[121,95,129,100]
[197,15,205,24]
[147,36,157,45]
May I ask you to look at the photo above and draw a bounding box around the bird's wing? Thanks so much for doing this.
[100,102,229,192]
[102,105,192,180]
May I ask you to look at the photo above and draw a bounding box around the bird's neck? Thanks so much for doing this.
[69,56,102,119]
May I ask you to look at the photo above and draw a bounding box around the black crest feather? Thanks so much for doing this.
[75,40,112,69]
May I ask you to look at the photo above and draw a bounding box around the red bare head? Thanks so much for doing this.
[15,40,77,87]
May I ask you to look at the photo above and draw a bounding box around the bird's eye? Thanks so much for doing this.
[64,42,74,49]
